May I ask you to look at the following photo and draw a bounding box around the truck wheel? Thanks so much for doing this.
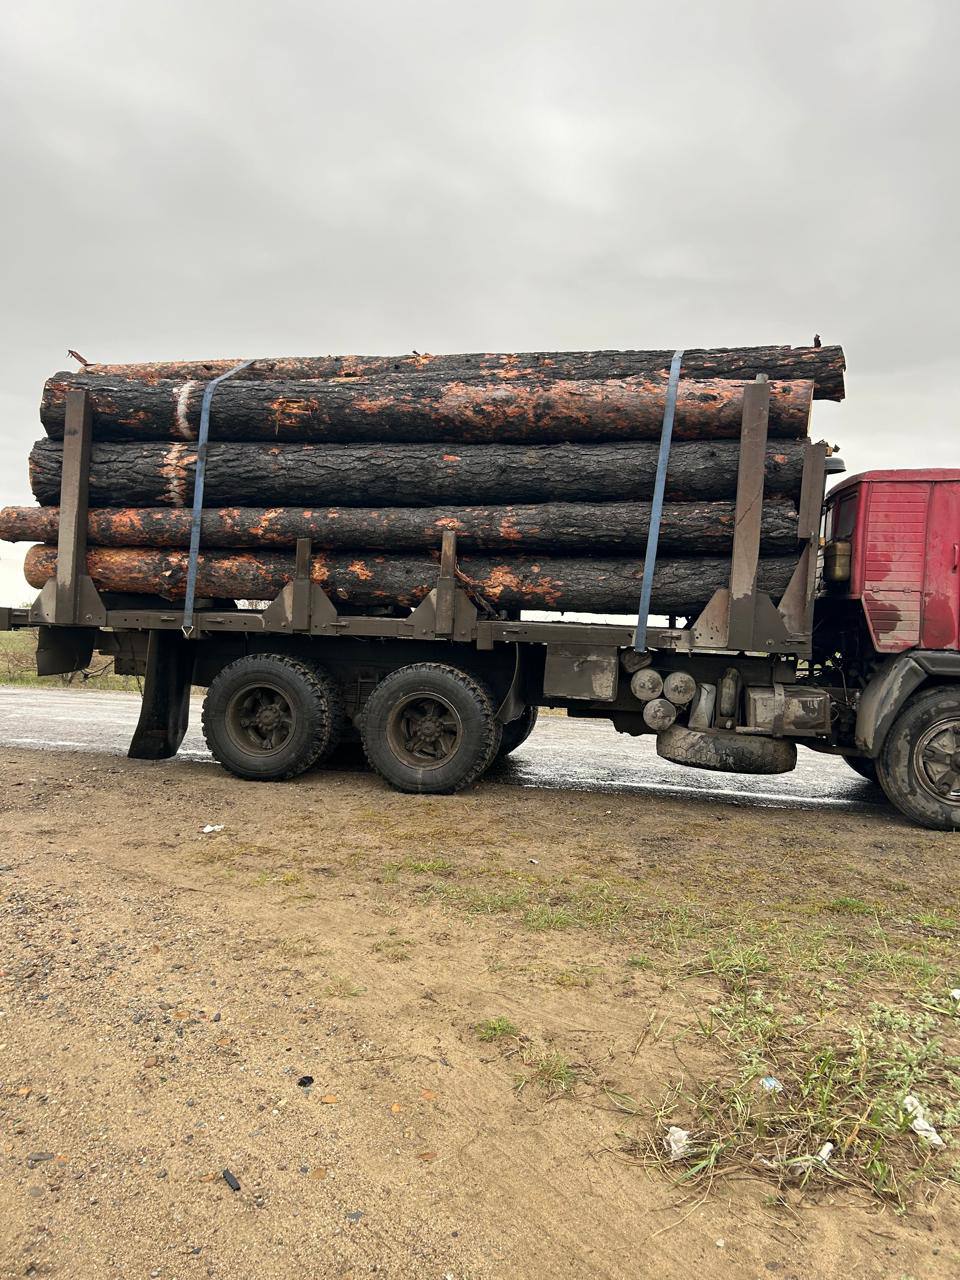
[876,686,960,830]
[495,704,539,760]
[360,662,500,793]
[202,654,341,781]
[845,755,879,784]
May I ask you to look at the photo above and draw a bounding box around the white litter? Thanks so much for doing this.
[902,1095,945,1147]
[201,824,225,834]
[760,1075,783,1093]
[663,1126,694,1161]
[787,1141,834,1176]
[949,989,960,1002]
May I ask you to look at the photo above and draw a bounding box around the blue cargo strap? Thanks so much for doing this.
[182,359,257,637]
[633,349,684,651]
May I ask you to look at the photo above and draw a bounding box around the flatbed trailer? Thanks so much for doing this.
[3,376,960,829]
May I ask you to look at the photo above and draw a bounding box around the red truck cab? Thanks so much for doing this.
[822,469,960,653]
[817,469,960,828]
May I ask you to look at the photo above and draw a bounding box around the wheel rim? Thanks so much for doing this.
[913,717,960,803]
[225,682,298,756]
[385,691,463,768]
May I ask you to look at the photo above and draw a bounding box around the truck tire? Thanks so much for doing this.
[360,662,500,793]
[846,755,879,784]
[496,705,539,760]
[202,654,341,781]
[876,686,960,830]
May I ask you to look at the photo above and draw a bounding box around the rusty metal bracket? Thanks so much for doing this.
[29,387,106,628]
[405,530,478,639]
[725,375,770,649]
[260,536,339,634]
[776,439,829,649]
[182,358,257,637]
[434,530,457,636]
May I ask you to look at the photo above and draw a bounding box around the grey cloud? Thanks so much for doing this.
[1,0,957,598]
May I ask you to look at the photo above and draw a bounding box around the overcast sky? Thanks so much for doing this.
[1,0,957,602]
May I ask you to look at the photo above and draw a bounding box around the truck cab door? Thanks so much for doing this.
[923,481,960,651]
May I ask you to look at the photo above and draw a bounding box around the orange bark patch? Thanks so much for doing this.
[348,559,373,580]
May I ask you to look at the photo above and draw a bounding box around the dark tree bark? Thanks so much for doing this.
[73,343,846,400]
[29,438,807,508]
[0,499,800,554]
[24,544,798,614]
[41,373,813,443]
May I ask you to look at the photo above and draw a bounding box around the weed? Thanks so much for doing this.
[825,895,875,917]
[553,964,602,989]
[372,932,413,961]
[465,888,529,915]
[390,856,457,876]
[701,938,770,985]
[627,955,651,971]
[636,996,960,1206]
[515,1051,578,1097]
[324,976,365,998]
[476,1016,520,1042]
[523,904,574,931]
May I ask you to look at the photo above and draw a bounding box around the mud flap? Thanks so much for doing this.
[128,630,195,760]
[36,625,96,677]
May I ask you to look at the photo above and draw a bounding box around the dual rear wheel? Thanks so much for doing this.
[202,656,525,793]
[202,654,344,781]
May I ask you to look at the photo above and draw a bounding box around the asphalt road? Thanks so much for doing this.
[0,684,887,814]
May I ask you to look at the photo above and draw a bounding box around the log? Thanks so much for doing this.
[23,544,799,615]
[29,438,808,508]
[0,499,801,554]
[73,343,846,400]
[40,373,813,444]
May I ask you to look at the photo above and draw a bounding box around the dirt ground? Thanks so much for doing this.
[1,748,959,1280]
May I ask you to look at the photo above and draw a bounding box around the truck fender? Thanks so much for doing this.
[856,650,960,756]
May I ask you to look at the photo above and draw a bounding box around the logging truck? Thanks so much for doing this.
[1,351,959,831]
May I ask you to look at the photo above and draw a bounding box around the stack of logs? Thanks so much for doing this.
[0,344,845,615]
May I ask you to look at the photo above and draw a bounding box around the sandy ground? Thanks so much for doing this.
[1,746,959,1280]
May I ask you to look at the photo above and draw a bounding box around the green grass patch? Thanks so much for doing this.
[523,904,575,931]
[476,1016,520,1042]
[389,856,458,876]
[515,1051,579,1098]
[825,895,876,917]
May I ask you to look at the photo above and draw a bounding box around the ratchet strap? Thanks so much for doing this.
[633,349,684,650]
[182,359,257,636]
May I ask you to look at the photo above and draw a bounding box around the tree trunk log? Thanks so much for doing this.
[41,373,813,443]
[29,438,807,508]
[73,343,846,400]
[23,544,798,614]
[0,499,800,554]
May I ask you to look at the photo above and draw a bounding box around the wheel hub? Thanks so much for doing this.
[256,704,283,731]
[386,693,463,768]
[914,719,960,802]
[226,683,296,755]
